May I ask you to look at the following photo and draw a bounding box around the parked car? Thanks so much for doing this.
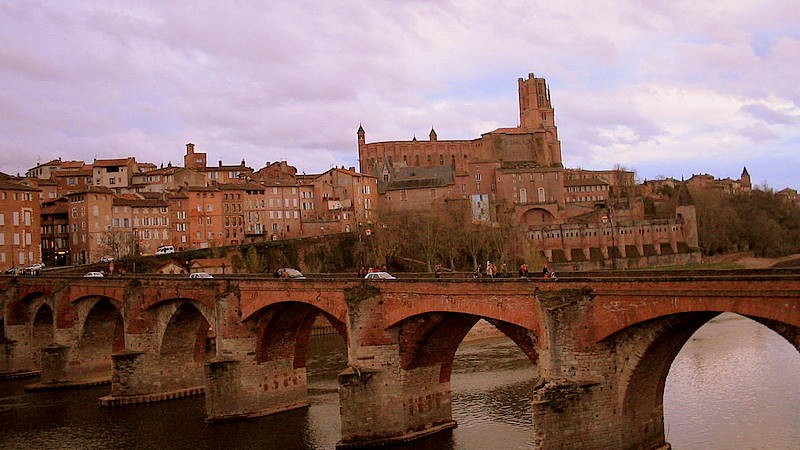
[99,256,115,263]
[4,266,23,275]
[189,272,214,279]
[24,263,45,275]
[155,245,175,255]
[84,272,104,277]
[364,271,396,280]
[275,268,306,279]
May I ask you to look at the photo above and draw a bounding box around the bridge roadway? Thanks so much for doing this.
[1,269,799,449]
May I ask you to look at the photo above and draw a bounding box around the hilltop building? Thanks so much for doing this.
[686,168,751,195]
[358,73,699,268]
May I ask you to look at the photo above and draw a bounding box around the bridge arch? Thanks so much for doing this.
[395,312,539,383]
[601,308,800,449]
[158,301,214,392]
[72,296,125,379]
[252,301,346,369]
[592,295,800,344]
[7,291,50,325]
[5,292,54,371]
[519,206,558,226]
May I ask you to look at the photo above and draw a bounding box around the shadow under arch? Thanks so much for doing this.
[396,312,538,384]
[608,310,800,449]
[520,207,557,226]
[253,301,347,369]
[31,303,55,370]
[73,296,125,379]
[159,302,214,392]
[7,291,49,325]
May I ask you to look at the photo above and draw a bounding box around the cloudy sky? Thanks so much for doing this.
[1,1,798,189]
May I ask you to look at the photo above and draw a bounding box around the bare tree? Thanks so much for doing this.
[99,229,137,260]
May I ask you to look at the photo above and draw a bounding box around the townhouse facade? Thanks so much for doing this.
[0,177,41,270]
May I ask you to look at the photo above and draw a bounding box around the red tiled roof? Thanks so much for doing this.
[30,159,63,169]
[485,127,542,135]
[59,160,86,169]
[93,158,135,167]
[0,179,40,191]
[54,169,92,177]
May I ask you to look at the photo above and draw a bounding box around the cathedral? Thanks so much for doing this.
[358,73,700,269]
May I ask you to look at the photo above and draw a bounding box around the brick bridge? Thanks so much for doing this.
[1,270,799,449]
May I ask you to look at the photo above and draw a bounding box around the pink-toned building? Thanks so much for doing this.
[183,142,253,184]
[65,187,115,264]
[310,167,378,233]
[92,157,140,189]
[0,176,41,270]
[186,186,224,249]
[130,165,206,193]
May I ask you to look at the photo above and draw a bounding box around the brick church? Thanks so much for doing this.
[358,73,699,269]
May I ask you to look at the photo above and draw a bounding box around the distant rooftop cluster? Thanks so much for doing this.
[0,73,771,272]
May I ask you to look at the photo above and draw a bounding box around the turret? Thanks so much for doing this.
[357,124,365,144]
[741,166,751,191]
[429,127,437,141]
[183,142,207,169]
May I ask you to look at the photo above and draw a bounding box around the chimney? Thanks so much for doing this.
[186,143,195,154]
[218,160,222,167]
[349,166,356,172]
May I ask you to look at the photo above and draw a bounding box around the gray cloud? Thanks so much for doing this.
[741,103,798,125]
[0,1,798,189]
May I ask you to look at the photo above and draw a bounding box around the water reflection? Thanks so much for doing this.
[664,313,800,449]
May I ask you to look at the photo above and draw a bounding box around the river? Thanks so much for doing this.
[0,313,798,449]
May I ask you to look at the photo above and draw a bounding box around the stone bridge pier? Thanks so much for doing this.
[99,284,217,405]
[336,283,542,449]
[337,285,458,448]
[204,283,349,422]
[1,286,56,378]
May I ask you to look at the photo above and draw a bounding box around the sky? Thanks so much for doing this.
[1,0,798,189]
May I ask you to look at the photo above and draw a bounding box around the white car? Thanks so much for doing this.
[189,272,214,279]
[364,271,396,280]
[24,263,45,274]
[84,272,104,277]
[275,268,306,279]
[99,256,114,263]
[156,245,175,255]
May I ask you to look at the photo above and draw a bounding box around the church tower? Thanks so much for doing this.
[741,167,751,191]
[518,73,555,130]
[517,73,563,167]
